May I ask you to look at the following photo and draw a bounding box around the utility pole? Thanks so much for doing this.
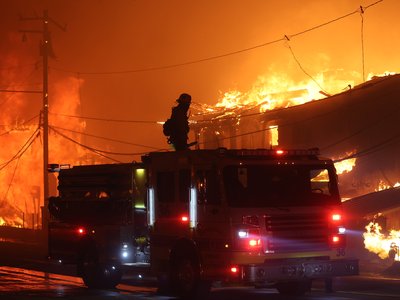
[19,10,65,242]
[42,9,50,233]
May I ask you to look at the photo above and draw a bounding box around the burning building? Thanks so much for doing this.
[191,73,400,270]
[0,76,89,229]
[192,73,400,200]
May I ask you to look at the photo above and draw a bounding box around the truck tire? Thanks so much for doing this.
[275,280,312,296]
[79,251,122,289]
[170,255,211,299]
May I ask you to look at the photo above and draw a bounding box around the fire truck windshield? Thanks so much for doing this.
[223,164,339,207]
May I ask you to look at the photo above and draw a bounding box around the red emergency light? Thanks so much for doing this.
[331,213,342,222]
[77,227,86,235]
[237,227,262,251]
[332,235,340,243]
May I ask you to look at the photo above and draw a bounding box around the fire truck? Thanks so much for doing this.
[48,148,358,297]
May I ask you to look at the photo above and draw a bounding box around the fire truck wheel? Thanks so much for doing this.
[275,280,312,296]
[170,256,210,299]
[79,252,122,289]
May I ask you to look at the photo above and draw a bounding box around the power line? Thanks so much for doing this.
[49,124,160,150]
[49,0,384,75]
[2,156,21,202]
[49,126,123,163]
[48,75,398,158]
[285,41,330,95]
[0,89,42,94]
[199,103,342,147]
[50,36,284,75]
[50,126,166,162]
[0,127,40,171]
[0,114,40,137]
[204,76,399,148]
[333,130,400,163]
[321,105,400,151]
[0,64,42,109]
[49,111,159,124]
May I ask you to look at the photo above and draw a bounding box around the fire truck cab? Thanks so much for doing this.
[48,148,358,297]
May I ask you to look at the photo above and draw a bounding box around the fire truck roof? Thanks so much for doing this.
[142,147,326,163]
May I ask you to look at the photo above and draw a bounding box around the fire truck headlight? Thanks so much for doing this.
[121,243,130,259]
[238,230,248,238]
[338,227,346,234]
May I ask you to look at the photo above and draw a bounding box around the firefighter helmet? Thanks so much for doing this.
[177,93,191,104]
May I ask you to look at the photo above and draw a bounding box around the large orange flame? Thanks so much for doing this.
[363,221,400,261]
[0,76,87,228]
[214,71,359,112]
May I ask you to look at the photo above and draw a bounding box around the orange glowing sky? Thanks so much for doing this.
[1,0,400,161]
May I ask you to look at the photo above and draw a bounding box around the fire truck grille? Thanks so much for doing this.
[265,213,329,252]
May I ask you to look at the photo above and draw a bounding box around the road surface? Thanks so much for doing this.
[0,264,400,299]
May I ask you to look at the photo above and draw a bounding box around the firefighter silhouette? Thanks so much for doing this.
[163,93,191,150]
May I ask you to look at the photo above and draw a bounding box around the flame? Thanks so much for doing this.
[334,158,356,175]
[216,90,244,109]
[214,71,357,112]
[363,221,400,261]
[0,33,90,228]
[375,180,400,192]
[312,154,356,183]
[0,76,88,228]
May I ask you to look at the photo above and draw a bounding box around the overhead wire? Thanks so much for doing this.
[47,75,399,156]
[2,156,21,202]
[320,105,400,151]
[50,35,285,75]
[49,111,159,124]
[284,0,382,95]
[0,126,41,171]
[49,124,161,150]
[202,77,400,157]
[1,0,384,165]
[284,40,330,95]
[49,0,384,75]
[333,131,400,163]
[49,126,123,163]
[43,0,384,141]
[44,0,385,134]
[50,126,167,162]
[0,62,42,109]
[0,114,40,137]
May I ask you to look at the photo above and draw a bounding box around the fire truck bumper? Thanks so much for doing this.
[242,258,359,282]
